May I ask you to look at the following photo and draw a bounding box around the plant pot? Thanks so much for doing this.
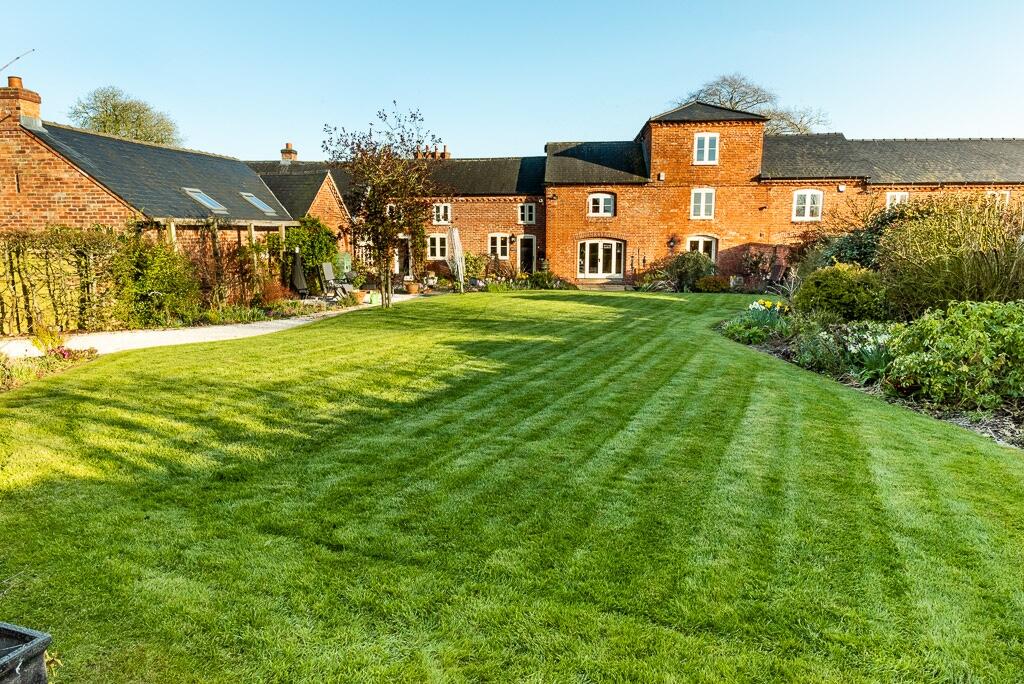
[1,622,51,684]
[404,282,421,294]
[353,290,367,305]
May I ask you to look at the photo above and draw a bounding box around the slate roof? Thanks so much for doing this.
[849,139,1024,184]
[28,123,291,221]
[761,134,1024,184]
[760,134,875,180]
[650,101,768,123]
[258,171,328,218]
[425,157,545,196]
[544,141,649,184]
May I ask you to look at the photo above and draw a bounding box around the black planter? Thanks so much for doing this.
[0,623,51,684]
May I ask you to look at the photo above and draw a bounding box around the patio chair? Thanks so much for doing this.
[321,262,354,300]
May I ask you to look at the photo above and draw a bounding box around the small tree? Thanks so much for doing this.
[322,104,440,308]
[682,73,829,135]
[69,86,182,145]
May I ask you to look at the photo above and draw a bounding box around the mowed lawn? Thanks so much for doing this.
[2,292,1024,682]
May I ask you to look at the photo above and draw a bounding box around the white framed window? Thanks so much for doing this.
[687,235,718,261]
[183,187,228,215]
[886,191,909,209]
[690,188,715,219]
[587,192,615,217]
[518,202,536,225]
[792,189,823,222]
[987,190,1011,205]
[239,192,278,216]
[427,233,448,261]
[694,133,719,165]
[488,233,510,260]
[432,203,451,224]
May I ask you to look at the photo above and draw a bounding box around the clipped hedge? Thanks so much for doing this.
[792,263,888,322]
[888,301,1024,409]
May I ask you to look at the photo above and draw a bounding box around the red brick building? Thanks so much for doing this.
[1,77,294,248]
[256,101,1024,286]
[7,74,1024,288]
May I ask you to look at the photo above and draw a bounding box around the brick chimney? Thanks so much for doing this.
[0,76,43,130]
[280,142,297,164]
[414,143,452,160]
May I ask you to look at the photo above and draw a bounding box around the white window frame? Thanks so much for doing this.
[792,189,824,222]
[518,202,536,225]
[987,190,1011,205]
[183,187,228,215]
[690,188,716,219]
[693,132,719,165]
[587,192,615,217]
[885,191,909,209]
[488,233,510,260]
[432,203,452,225]
[427,233,448,261]
[239,192,278,216]
[686,235,718,261]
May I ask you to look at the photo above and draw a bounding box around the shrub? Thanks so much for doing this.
[721,299,791,345]
[887,301,1024,409]
[636,251,715,292]
[695,275,730,293]
[30,325,68,355]
[283,216,341,295]
[878,196,1024,317]
[113,235,202,328]
[527,270,575,290]
[792,263,887,322]
[463,252,487,280]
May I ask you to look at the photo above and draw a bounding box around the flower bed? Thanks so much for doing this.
[721,299,1023,448]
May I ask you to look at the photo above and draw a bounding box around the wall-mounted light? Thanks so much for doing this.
[509,235,517,244]
[837,184,847,193]
[667,237,677,251]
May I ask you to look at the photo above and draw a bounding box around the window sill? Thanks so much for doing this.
[689,216,714,221]
[692,162,719,166]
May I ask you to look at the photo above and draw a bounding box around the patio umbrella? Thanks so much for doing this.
[290,248,308,298]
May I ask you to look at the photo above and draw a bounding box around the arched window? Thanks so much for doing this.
[687,235,718,261]
[587,192,616,217]
[792,189,823,222]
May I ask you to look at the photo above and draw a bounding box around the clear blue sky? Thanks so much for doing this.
[8,0,1024,160]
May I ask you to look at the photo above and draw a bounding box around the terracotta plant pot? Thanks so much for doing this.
[404,282,421,294]
[353,291,367,304]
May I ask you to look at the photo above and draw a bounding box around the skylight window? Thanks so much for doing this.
[240,192,278,216]
[183,187,228,214]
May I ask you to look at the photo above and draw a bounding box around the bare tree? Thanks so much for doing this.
[682,73,829,135]
[322,104,440,308]
[69,86,181,145]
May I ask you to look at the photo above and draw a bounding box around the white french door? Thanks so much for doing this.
[577,239,625,279]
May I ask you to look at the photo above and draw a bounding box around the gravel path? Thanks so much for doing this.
[0,294,421,358]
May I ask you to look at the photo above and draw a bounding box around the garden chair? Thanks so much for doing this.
[321,262,354,300]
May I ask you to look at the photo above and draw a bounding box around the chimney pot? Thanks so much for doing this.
[280,142,298,163]
[7,76,22,89]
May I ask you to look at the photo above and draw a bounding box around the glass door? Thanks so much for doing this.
[577,239,624,278]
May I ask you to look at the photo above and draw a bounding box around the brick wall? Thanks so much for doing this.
[0,126,138,232]
[306,173,352,251]
[424,195,546,272]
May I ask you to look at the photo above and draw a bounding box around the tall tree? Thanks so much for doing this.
[682,73,829,135]
[69,86,181,145]
[322,104,440,308]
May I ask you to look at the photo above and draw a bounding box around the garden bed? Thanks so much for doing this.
[749,336,1023,449]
